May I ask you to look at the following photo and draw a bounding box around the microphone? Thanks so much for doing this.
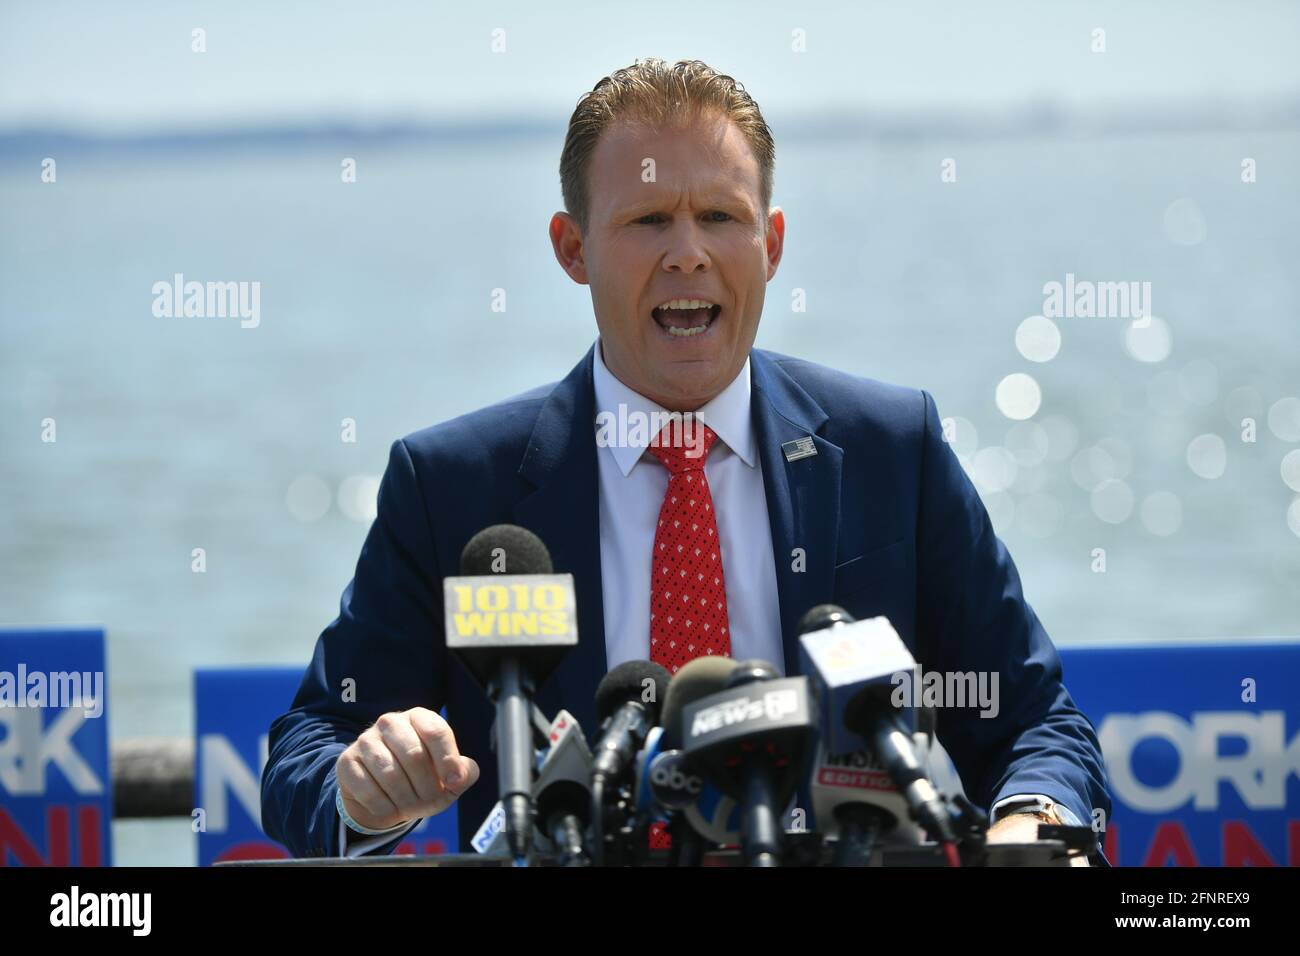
[799,603,917,862]
[588,661,671,864]
[809,740,926,866]
[646,656,738,865]
[680,660,819,867]
[470,709,591,862]
[445,524,578,864]
[633,726,743,853]
[798,606,959,861]
[592,661,672,782]
[533,710,594,866]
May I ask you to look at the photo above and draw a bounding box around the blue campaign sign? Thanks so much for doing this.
[0,628,112,866]
[1057,642,1300,867]
[195,667,458,864]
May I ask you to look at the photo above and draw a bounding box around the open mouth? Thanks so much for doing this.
[651,299,722,338]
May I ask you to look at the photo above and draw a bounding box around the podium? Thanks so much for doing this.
[215,836,1083,867]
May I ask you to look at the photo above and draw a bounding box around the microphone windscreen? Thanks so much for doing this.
[660,656,737,748]
[724,658,781,688]
[459,524,553,575]
[798,603,855,635]
[595,660,672,724]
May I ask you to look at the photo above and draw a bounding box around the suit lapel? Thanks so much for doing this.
[512,344,607,727]
[750,350,843,677]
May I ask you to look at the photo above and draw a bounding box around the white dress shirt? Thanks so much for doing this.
[591,337,785,673]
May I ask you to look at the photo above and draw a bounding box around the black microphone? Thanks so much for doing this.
[798,605,959,861]
[445,524,577,865]
[533,710,594,866]
[809,741,929,866]
[592,661,671,783]
[650,656,737,866]
[588,661,671,864]
[680,660,819,867]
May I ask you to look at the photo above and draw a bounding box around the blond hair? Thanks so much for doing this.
[559,58,775,233]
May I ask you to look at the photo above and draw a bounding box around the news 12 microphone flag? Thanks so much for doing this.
[0,628,113,866]
[194,668,458,865]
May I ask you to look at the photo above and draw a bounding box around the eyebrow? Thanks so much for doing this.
[614,191,756,219]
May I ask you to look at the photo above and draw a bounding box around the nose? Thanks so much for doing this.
[662,219,711,273]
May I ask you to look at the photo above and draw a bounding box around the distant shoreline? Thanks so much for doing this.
[2,97,1299,156]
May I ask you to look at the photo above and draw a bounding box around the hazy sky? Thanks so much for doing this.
[2,0,1298,132]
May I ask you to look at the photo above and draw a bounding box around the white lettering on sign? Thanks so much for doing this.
[0,706,103,795]
[1098,710,1300,813]
[199,733,268,831]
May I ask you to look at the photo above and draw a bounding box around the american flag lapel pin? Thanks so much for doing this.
[781,436,818,463]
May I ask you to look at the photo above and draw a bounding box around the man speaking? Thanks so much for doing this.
[261,58,1110,859]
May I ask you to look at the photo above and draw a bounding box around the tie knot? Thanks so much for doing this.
[648,416,718,474]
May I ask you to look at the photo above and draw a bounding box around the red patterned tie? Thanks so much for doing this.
[647,417,733,674]
[645,417,732,853]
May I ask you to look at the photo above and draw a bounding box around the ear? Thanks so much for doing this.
[764,206,786,281]
[549,211,589,284]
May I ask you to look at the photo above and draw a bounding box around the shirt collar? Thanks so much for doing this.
[591,336,756,477]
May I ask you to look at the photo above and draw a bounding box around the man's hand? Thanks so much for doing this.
[987,811,1091,866]
[335,707,480,831]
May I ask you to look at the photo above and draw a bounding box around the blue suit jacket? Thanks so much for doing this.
[262,343,1111,856]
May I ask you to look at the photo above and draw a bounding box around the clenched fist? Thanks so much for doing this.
[335,707,480,831]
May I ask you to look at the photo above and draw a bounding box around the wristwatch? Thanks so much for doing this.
[995,796,1095,866]
[995,795,1067,826]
